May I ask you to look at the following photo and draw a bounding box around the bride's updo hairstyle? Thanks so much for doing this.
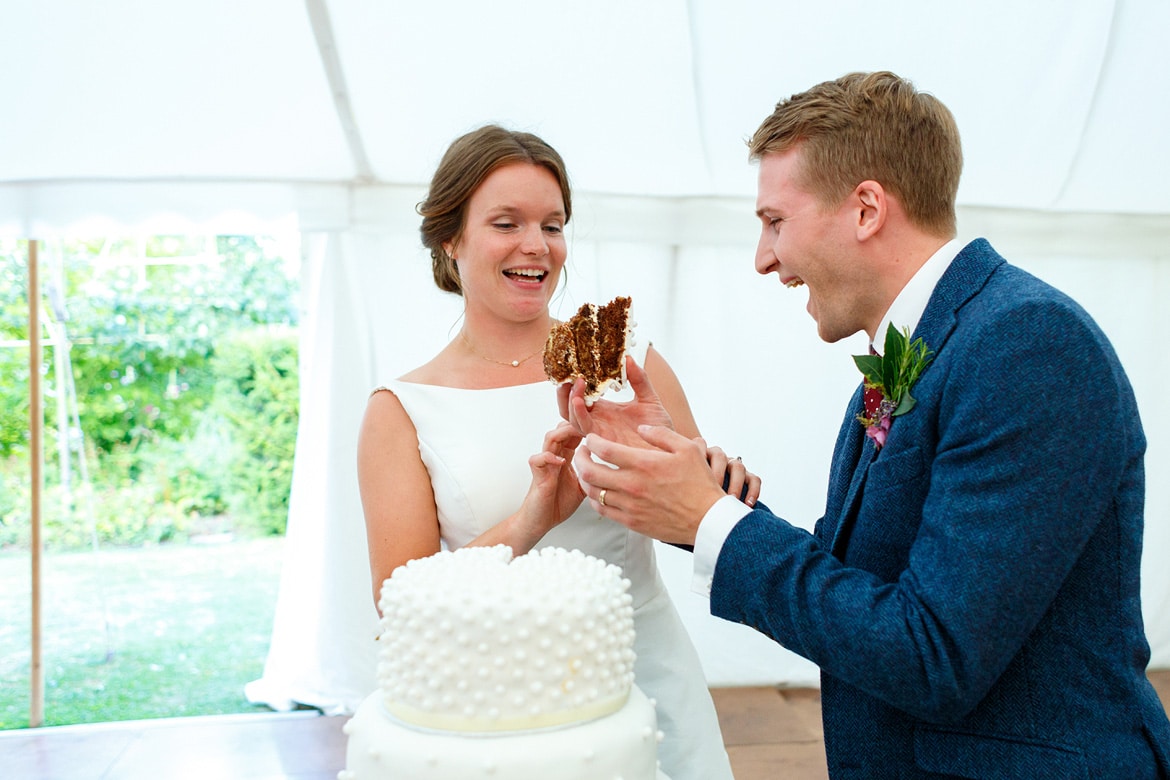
[418,125,573,295]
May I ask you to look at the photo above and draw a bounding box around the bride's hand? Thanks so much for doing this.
[705,444,762,507]
[559,356,673,448]
[517,422,585,537]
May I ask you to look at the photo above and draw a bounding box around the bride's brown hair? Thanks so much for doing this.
[418,125,573,295]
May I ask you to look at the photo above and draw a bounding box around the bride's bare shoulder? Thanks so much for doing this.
[363,385,410,430]
[395,345,468,386]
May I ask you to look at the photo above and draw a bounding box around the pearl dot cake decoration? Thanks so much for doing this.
[376,545,636,733]
[341,545,667,779]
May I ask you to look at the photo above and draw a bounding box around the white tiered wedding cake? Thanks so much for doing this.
[339,545,668,780]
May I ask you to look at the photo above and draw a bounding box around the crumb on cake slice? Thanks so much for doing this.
[543,296,633,403]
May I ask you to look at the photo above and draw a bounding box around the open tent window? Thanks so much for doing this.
[0,235,300,728]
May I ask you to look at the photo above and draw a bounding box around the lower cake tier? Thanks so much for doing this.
[340,685,669,780]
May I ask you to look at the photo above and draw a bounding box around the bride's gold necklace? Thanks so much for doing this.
[460,331,545,368]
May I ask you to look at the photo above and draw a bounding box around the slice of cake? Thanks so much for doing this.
[544,296,634,404]
[339,545,668,780]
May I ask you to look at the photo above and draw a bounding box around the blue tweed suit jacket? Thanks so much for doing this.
[711,239,1170,778]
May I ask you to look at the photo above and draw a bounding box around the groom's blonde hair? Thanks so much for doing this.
[749,71,962,238]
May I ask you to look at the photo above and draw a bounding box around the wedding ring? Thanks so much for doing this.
[598,489,607,507]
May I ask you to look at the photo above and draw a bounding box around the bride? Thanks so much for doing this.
[358,124,754,780]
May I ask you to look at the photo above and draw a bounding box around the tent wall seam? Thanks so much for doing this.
[305,0,375,183]
[683,0,716,191]
[1050,0,1120,208]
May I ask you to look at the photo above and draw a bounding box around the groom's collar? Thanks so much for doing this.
[870,238,962,355]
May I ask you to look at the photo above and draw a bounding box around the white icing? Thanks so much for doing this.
[343,685,664,780]
[375,546,635,732]
[343,545,667,779]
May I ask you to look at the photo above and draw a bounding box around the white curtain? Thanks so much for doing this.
[4,0,1168,719]
[248,193,1170,713]
[244,232,382,713]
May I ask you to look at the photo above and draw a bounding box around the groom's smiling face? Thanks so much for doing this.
[753,147,877,344]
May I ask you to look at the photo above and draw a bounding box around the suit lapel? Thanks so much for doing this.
[826,385,872,555]
[826,239,1006,558]
[830,436,877,557]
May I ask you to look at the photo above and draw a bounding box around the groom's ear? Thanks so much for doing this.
[852,180,887,241]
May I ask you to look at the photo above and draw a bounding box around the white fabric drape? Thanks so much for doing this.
[244,233,381,713]
[247,197,1170,713]
[3,0,1168,720]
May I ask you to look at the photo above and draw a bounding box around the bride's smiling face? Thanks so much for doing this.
[446,163,568,321]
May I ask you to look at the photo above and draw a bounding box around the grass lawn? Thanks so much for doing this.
[0,536,285,730]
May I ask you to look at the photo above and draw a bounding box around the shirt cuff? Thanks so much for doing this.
[691,495,752,597]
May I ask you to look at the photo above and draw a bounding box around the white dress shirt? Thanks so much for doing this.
[690,239,963,595]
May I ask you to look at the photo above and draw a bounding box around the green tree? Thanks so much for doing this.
[0,244,33,457]
[0,235,300,548]
[211,327,300,535]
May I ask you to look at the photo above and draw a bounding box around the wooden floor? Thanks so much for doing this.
[5,670,1169,780]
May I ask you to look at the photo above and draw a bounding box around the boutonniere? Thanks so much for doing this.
[852,323,933,449]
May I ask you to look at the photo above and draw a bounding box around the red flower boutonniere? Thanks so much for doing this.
[852,324,933,450]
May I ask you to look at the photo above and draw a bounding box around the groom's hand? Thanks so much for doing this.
[572,425,724,547]
[558,356,673,447]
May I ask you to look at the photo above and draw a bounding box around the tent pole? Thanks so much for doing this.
[28,239,44,728]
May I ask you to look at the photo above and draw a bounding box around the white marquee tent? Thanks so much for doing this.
[3,0,1168,715]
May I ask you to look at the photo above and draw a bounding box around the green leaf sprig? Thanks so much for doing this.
[852,323,933,418]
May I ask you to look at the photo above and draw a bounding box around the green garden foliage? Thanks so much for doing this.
[211,327,299,535]
[0,235,299,549]
[0,253,32,456]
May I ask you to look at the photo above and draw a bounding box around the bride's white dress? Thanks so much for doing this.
[378,363,734,780]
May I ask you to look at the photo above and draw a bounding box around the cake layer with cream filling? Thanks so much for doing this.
[544,296,634,402]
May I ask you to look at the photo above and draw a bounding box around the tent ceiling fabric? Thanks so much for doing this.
[3,0,1169,235]
[5,1,1170,698]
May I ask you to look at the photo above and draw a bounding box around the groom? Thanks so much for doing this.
[564,71,1170,776]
